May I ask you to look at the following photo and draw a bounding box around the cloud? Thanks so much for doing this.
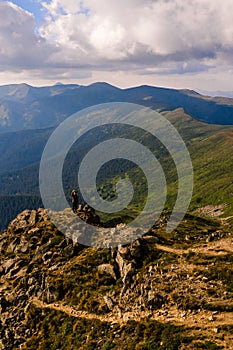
[37,0,233,75]
[1,0,233,86]
[0,1,54,71]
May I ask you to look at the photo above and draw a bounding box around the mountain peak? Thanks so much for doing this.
[88,81,121,90]
[0,82,232,134]
[54,82,64,86]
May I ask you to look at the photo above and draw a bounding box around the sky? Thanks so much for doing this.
[0,0,233,91]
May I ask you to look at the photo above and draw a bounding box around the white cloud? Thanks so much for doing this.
[1,0,233,89]
[0,1,54,71]
[42,0,82,16]
[38,0,233,73]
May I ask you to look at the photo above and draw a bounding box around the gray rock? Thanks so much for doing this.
[2,258,17,274]
[98,264,117,280]
[28,210,37,226]
[103,296,114,310]
[6,237,20,253]
[15,237,29,254]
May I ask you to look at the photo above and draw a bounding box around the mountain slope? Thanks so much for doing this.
[0,127,53,173]
[1,82,233,132]
[0,108,232,231]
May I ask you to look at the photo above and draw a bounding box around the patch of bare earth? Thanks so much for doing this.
[195,204,227,217]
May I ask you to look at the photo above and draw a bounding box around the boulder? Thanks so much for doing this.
[98,264,117,280]
[103,296,115,310]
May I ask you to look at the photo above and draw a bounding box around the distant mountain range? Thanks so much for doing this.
[1,82,233,133]
[199,90,233,99]
[0,82,233,230]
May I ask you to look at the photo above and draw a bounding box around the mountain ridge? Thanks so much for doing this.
[1,82,233,133]
[0,108,232,231]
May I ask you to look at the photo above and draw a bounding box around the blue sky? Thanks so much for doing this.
[8,0,89,25]
[0,0,233,91]
[6,0,46,23]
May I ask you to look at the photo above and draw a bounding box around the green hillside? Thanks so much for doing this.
[96,109,233,225]
[0,108,232,230]
[165,109,233,215]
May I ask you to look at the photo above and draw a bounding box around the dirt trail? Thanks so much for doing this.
[220,215,233,223]
[155,237,233,256]
[31,232,233,349]
[32,298,119,323]
[32,235,233,328]
[32,297,233,328]
[31,297,233,349]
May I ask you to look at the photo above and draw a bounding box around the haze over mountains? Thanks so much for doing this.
[1,82,233,133]
[199,90,233,99]
[0,82,233,231]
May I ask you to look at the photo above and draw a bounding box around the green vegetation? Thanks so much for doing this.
[0,108,233,231]
[1,85,233,349]
[1,207,232,349]
[23,305,188,350]
[95,110,233,225]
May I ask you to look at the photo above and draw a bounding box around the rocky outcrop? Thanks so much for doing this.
[0,209,76,349]
[8,208,49,233]
[0,208,232,349]
[101,238,165,313]
[0,208,160,349]
[77,204,100,225]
